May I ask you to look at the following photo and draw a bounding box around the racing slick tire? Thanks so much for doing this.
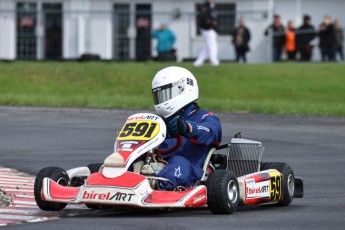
[206,170,239,214]
[261,162,295,206]
[85,163,108,210]
[34,167,69,211]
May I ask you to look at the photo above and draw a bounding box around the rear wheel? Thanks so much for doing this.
[34,167,69,211]
[206,170,239,214]
[261,162,295,206]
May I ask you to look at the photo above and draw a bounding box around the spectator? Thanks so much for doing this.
[232,18,251,63]
[334,19,344,61]
[296,15,316,61]
[285,21,296,60]
[194,0,219,66]
[152,22,176,61]
[319,16,336,62]
[265,14,285,61]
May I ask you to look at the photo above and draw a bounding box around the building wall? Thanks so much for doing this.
[0,0,16,60]
[0,0,344,62]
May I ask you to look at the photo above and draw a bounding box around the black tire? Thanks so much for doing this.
[206,170,239,214]
[85,163,107,209]
[261,162,295,206]
[34,167,69,211]
[87,163,103,174]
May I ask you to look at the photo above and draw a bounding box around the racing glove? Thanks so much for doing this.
[167,117,197,138]
[167,116,179,137]
[177,119,198,138]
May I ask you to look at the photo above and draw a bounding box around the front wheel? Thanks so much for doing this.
[261,162,295,206]
[34,167,69,211]
[206,170,239,214]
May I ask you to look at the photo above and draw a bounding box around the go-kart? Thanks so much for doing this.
[34,113,303,214]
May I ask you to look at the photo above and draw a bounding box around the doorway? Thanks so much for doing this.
[43,3,62,60]
[16,2,62,60]
[113,3,151,60]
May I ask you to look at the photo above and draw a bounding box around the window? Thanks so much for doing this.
[196,3,236,35]
[17,2,37,60]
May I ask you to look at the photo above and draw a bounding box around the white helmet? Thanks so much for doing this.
[152,66,199,118]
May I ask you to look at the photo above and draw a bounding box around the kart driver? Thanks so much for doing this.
[151,66,222,189]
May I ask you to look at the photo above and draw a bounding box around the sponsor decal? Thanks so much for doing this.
[174,166,182,178]
[193,193,206,204]
[197,125,210,132]
[187,78,194,86]
[246,180,270,198]
[83,191,135,202]
[246,178,255,185]
[127,115,144,121]
[142,115,159,121]
[152,87,161,93]
[117,141,140,152]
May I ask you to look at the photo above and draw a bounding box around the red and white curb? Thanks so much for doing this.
[0,167,88,227]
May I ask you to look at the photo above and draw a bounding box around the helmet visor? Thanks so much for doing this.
[152,81,184,105]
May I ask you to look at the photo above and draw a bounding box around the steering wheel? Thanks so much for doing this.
[155,135,183,156]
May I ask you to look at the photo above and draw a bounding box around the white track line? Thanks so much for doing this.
[0,175,34,180]
[2,189,33,193]
[12,200,37,206]
[0,178,34,183]
[0,184,33,189]
[0,215,38,221]
[0,181,34,185]
[12,195,35,199]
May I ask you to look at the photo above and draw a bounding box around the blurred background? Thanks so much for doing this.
[0,0,344,63]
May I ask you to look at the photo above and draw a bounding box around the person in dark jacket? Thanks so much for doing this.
[296,15,316,61]
[334,19,344,61]
[151,66,222,189]
[194,0,219,66]
[264,14,285,61]
[319,16,336,62]
[232,18,251,63]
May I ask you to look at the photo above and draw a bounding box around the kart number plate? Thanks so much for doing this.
[269,171,282,202]
[118,121,160,141]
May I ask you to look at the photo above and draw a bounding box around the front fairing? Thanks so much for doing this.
[109,113,166,170]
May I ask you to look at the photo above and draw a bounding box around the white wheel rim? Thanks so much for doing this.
[227,180,238,203]
[287,174,295,197]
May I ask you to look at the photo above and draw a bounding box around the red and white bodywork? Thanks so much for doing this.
[237,170,283,205]
[37,112,303,210]
[40,113,207,208]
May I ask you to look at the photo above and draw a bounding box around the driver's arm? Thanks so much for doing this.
[179,113,222,146]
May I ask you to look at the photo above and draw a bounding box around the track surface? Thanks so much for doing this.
[0,106,344,229]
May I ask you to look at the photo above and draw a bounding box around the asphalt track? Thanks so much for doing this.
[0,106,344,230]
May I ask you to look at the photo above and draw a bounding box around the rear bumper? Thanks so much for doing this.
[294,177,304,198]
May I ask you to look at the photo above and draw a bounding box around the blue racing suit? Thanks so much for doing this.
[157,103,222,188]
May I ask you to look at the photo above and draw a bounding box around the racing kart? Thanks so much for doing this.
[34,113,303,214]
